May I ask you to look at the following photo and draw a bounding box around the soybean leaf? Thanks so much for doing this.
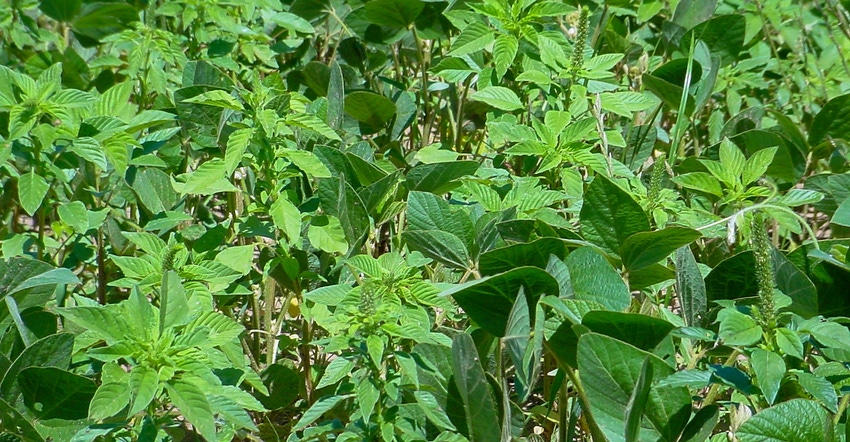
[736,399,830,442]
[451,334,501,442]
[19,366,96,420]
[580,175,650,255]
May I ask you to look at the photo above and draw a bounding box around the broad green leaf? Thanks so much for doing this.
[402,230,470,269]
[705,250,818,318]
[470,86,523,111]
[17,172,49,216]
[316,357,354,390]
[270,197,302,245]
[344,91,396,129]
[71,3,138,41]
[0,396,44,441]
[415,391,456,431]
[493,35,518,77]
[292,395,350,431]
[362,0,424,28]
[672,172,723,197]
[17,367,96,420]
[165,379,216,442]
[39,0,82,21]
[90,381,130,420]
[676,246,707,327]
[749,349,784,405]
[132,168,180,214]
[624,357,653,442]
[448,21,494,56]
[582,311,674,352]
[4,267,80,297]
[318,177,369,246]
[479,237,568,276]
[679,405,719,442]
[741,147,777,186]
[286,113,341,141]
[566,247,631,311]
[451,334,501,441]
[181,90,243,111]
[406,160,479,194]
[775,328,804,359]
[327,61,344,130]
[268,12,315,33]
[69,137,108,170]
[796,373,837,413]
[0,333,75,403]
[307,215,349,255]
[175,158,238,195]
[128,365,158,415]
[736,399,830,442]
[58,201,90,233]
[682,14,746,66]
[440,267,558,337]
[621,227,702,272]
[406,191,475,250]
[717,308,762,346]
[430,57,477,83]
[225,127,252,174]
[808,93,850,145]
[671,0,717,29]
[578,333,691,442]
[580,175,650,255]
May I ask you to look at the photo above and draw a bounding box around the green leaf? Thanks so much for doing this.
[682,14,746,66]
[362,0,424,28]
[775,328,804,359]
[292,395,350,431]
[18,367,95,420]
[796,373,838,413]
[0,333,74,403]
[582,311,674,352]
[750,349,784,405]
[470,86,523,111]
[448,21,494,56]
[566,247,631,312]
[736,399,830,442]
[578,333,691,442]
[479,237,568,276]
[671,0,716,29]
[307,215,349,255]
[132,168,180,214]
[741,147,777,186]
[128,365,159,416]
[318,177,369,247]
[440,267,558,337]
[809,93,850,145]
[580,175,650,255]
[270,197,302,245]
[406,191,475,249]
[181,90,243,111]
[717,308,762,346]
[69,137,108,170]
[678,405,719,442]
[672,172,723,197]
[344,91,396,129]
[39,0,82,21]
[71,3,138,41]
[175,158,238,195]
[407,161,479,194]
[225,127,252,174]
[624,357,653,442]
[58,201,90,234]
[286,113,341,141]
[415,391,456,431]
[4,267,80,297]
[676,246,707,327]
[402,230,470,269]
[451,334,501,441]
[493,35,518,77]
[165,379,216,442]
[0,396,44,441]
[621,227,701,272]
[17,172,49,216]
[89,381,130,420]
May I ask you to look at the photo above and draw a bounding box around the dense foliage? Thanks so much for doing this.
[2,0,850,440]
